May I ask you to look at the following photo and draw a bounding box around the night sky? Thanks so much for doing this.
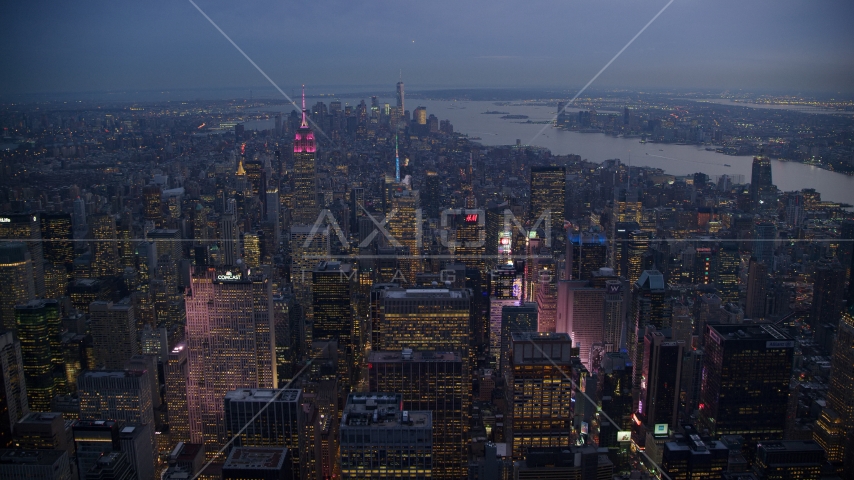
[2,0,853,96]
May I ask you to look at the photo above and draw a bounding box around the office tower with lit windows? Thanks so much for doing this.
[506,332,574,461]
[368,350,468,479]
[636,328,684,448]
[752,440,824,480]
[243,159,263,197]
[626,230,651,285]
[613,222,639,279]
[396,81,405,119]
[500,303,538,374]
[602,279,624,352]
[377,288,470,363]
[40,213,74,267]
[242,232,261,268]
[293,89,319,225]
[454,209,486,272]
[339,393,432,480]
[815,304,854,474]
[387,189,421,285]
[717,241,740,304]
[0,331,28,448]
[693,246,717,285]
[12,412,69,453]
[165,342,189,447]
[143,184,163,227]
[745,258,767,320]
[78,370,155,462]
[89,300,138,369]
[220,202,239,267]
[529,166,566,245]
[556,279,604,370]
[312,261,355,391]
[184,266,276,455]
[661,435,729,480]
[224,389,304,479]
[0,213,45,298]
[0,243,36,331]
[567,232,608,281]
[40,213,74,299]
[424,171,441,219]
[14,300,60,412]
[90,214,119,277]
[698,324,794,448]
[752,221,777,268]
[811,258,845,328]
[750,156,774,212]
[629,270,670,393]
[146,228,182,264]
[488,264,520,368]
[290,225,330,321]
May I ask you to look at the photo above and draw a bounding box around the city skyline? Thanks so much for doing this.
[2,1,854,99]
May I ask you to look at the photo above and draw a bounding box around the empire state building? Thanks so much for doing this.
[292,86,318,224]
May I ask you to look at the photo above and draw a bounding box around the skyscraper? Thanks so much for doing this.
[184,266,276,454]
[424,171,441,219]
[454,209,486,272]
[77,370,155,462]
[567,232,608,281]
[637,328,684,446]
[377,288,470,362]
[396,80,405,122]
[752,221,777,268]
[0,242,35,331]
[698,324,794,447]
[745,258,767,321]
[89,300,138,369]
[387,189,421,285]
[506,332,574,461]
[339,393,432,479]
[14,300,60,412]
[290,225,330,322]
[0,331,28,448]
[312,261,355,391]
[529,166,566,246]
[717,241,740,304]
[500,303,538,374]
[810,258,845,328]
[749,156,774,212]
[293,87,319,225]
[488,264,520,368]
[816,304,854,474]
[40,212,74,267]
[223,389,304,479]
[367,350,467,479]
[90,213,120,277]
[629,270,670,393]
[165,342,189,447]
[556,279,604,370]
[0,213,45,297]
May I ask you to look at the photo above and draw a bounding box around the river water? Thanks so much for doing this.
[247,99,854,205]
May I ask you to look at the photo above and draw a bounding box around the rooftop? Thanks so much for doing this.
[224,388,301,403]
[223,447,288,471]
[342,393,430,429]
[368,350,461,363]
[385,288,467,299]
[708,323,794,343]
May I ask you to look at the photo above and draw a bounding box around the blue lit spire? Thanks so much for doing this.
[395,133,400,182]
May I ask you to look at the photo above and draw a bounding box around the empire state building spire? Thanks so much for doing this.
[300,84,308,128]
[292,84,317,224]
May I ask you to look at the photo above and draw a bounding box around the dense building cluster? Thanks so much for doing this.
[0,83,853,480]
